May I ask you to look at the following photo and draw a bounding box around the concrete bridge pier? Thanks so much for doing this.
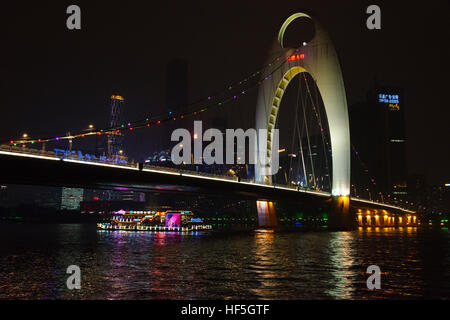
[328,196,356,230]
[256,200,278,228]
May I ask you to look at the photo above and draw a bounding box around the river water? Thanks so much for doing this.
[0,224,449,299]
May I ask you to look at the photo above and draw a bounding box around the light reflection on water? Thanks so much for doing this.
[0,224,449,299]
[326,232,356,299]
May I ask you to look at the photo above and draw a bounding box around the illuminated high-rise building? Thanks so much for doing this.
[108,95,125,156]
[374,87,407,195]
[350,86,407,200]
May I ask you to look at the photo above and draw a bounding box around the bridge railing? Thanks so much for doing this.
[142,164,240,182]
[180,170,239,182]
[0,144,139,169]
[141,164,180,174]
[0,144,59,158]
[61,152,138,170]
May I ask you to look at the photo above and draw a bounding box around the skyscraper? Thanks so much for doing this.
[350,86,407,200]
[166,59,188,115]
[373,87,407,194]
[108,95,125,157]
[164,59,188,150]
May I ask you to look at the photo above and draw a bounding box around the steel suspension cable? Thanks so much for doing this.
[299,75,316,189]
[287,60,301,185]
[295,74,309,189]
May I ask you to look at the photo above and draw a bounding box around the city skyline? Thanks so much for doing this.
[1,1,448,185]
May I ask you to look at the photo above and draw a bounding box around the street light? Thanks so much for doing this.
[22,133,28,139]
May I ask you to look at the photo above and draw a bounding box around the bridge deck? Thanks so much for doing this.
[0,147,414,214]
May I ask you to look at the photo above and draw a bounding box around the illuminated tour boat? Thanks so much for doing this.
[97,209,212,232]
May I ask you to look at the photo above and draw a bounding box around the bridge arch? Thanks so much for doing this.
[255,12,350,197]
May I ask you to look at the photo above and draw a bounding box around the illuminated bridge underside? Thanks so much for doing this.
[255,12,351,197]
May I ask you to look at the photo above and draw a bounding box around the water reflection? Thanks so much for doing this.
[249,230,277,299]
[325,232,356,299]
[357,226,426,298]
[0,224,448,299]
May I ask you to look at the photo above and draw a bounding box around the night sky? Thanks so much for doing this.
[1,1,449,185]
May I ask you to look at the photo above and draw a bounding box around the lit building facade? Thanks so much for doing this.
[350,86,408,202]
[60,187,84,210]
[108,95,125,157]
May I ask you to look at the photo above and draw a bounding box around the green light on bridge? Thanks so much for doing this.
[296,212,304,219]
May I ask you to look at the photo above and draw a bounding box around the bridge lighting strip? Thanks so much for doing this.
[301,190,331,197]
[62,158,139,170]
[0,150,60,161]
[180,173,332,197]
[274,186,296,191]
[239,181,269,187]
[142,168,181,176]
[351,197,416,214]
[181,173,238,183]
[239,181,271,188]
